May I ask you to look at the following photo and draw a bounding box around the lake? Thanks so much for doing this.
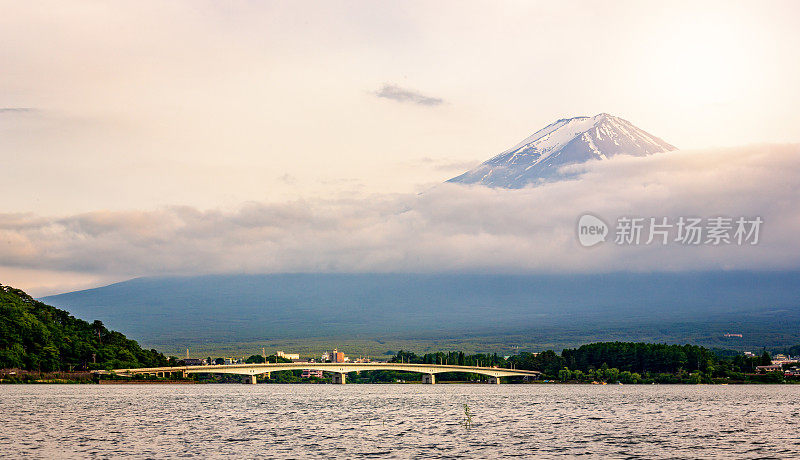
[1,384,798,458]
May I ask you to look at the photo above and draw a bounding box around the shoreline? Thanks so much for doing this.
[3,379,796,385]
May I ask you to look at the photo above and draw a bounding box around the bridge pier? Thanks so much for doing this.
[332,373,346,384]
[244,375,257,385]
[489,377,501,385]
[422,373,436,384]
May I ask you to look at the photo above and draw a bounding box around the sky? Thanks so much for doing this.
[2,1,800,295]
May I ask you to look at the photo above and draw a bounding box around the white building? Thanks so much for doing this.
[276,350,300,360]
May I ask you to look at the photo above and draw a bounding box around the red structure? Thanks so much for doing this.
[301,369,323,379]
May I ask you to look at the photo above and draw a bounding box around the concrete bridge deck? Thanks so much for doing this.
[98,362,540,384]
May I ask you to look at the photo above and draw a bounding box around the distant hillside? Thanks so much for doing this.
[1,283,168,371]
[41,272,800,353]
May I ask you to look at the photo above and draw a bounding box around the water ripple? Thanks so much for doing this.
[1,384,798,458]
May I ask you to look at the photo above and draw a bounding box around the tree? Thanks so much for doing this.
[704,359,716,377]
[92,320,105,343]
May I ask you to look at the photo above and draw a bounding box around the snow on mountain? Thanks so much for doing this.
[448,113,677,188]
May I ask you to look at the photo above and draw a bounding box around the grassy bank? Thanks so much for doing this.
[0,369,95,384]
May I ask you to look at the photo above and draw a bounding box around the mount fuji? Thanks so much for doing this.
[448,113,676,188]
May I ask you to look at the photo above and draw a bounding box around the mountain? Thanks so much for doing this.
[41,272,800,353]
[0,283,168,371]
[448,113,676,188]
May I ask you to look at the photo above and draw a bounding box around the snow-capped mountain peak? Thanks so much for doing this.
[448,113,676,188]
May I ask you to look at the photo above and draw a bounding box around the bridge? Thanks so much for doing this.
[98,362,541,384]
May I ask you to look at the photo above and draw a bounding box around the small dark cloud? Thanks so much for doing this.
[278,173,298,185]
[375,84,443,106]
[0,107,35,114]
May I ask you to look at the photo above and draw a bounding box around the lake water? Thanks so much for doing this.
[1,384,799,458]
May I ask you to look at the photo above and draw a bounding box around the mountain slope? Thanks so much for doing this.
[41,272,800,352]
[448,113,676,188]
[0,283,168,371]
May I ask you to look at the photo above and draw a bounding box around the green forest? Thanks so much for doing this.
[0,283,168,371]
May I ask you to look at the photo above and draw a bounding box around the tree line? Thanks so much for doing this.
[390,341,791,384]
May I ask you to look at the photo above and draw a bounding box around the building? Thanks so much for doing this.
[756,364,783,373]
[771,354,798,366]
[276,351,300,361]
[328,348,346,363]
[183,358,206,366]
[301,369,323,379]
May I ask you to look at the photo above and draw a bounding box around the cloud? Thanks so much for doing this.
[407,157,479,172]
[0,107,35,114]
[1,144,800,283]
[278,173,298,185]
[374,84,443,106]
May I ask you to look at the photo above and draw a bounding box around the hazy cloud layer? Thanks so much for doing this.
[1,145,799,282]
[375,84,443,106]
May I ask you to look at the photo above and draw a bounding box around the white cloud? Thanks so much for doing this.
[2,144,799,290]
